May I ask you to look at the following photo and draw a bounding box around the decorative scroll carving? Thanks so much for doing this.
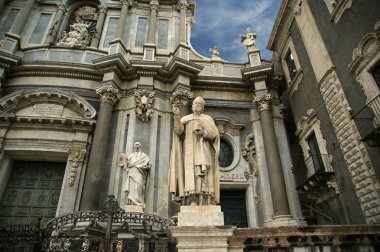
[150,0,159,10]
[68,148,86,186]
[169,89,193,107]
[57,23,89,49]
[253,93,272,111]
[241,133,258,176]
[96,85,121,105]
[177,0,189,10]
[74,6,98,22]
[135,90,155,122]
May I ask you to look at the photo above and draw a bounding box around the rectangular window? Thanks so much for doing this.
[307,133,325,173]
[135,17,148,48]
[372,64,380,90]
[28,13,52,44]
[285,49,297,80]
[122,14,132,46]
[174,16,180,48]
[157,19,169,49]
[0,9,20,39]
[103,17,119,48]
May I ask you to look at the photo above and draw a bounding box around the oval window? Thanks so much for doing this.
[218,139,234,168]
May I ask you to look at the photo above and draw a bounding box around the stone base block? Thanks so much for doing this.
[169,226,235,252]
[178,205,224,226]
[124,205,144,213]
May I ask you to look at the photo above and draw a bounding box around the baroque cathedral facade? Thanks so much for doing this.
[0,0,379,250]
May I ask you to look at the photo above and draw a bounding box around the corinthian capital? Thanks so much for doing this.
[253,93,272,111]
[96,85,121,105]
[121,0,133,6]
[177,0,189,11]
[98,5,107,14]
[150,0,159,10]
[57,2,67,12]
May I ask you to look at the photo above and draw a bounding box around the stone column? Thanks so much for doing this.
[254,93,291,218]
[177,0,188,44]
[80,85,120,210]
[116,0,131,39]
[44,2,67,45]
[146,0,159,44]
[90,5,107,48]
[10,0,35,35]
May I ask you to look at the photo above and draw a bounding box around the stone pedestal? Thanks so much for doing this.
[124,204,144,213]
[170,205,234,252]
[178,205,224,226]
[169,226,235,252]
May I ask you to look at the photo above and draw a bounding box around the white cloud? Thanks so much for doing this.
[190,0,280,62]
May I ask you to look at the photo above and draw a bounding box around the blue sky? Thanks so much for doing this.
[190,0,282,63]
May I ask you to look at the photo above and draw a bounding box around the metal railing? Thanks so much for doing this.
[305,154,332,174]
[229,225,380,251]
[352,94,380,141]
[0,195,176,252]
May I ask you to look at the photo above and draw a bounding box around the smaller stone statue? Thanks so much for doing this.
[241,28,257,52]
[209,45,220,57]
[118,142,151,210]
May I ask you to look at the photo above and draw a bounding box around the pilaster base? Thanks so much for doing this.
[264,215,306,227]
[169,226,235,252]
[178,205,224,226]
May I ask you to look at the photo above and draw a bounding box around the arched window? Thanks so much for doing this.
[218,139,234,168]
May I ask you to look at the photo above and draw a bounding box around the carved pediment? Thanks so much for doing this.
[0,90,96,119]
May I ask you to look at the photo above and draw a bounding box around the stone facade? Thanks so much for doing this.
[0,0,379,250]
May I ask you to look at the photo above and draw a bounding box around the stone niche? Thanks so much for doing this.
[214,118,249,183]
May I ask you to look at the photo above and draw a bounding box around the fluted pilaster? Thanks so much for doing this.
[116,0,132,40]
[177,0,189,44]
[45,2,67,45]
[90,6,107,48]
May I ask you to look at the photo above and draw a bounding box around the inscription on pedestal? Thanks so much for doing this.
[32,104,63,117]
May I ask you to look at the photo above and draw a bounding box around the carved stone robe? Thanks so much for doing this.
[169,113,220,204]
[124,151,150,207]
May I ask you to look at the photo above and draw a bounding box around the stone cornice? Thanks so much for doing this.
[0,50,22,69]
[0,115,95,132]
[92,54,131,79]
[266,0,297,51]
[10,59,102,81]
[165,56,203,80]
[241,63,272,82]
[0,90,97,119]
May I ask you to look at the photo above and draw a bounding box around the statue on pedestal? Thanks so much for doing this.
[118,142,151,209]
[241,28,257,52]
[169,96,220,206]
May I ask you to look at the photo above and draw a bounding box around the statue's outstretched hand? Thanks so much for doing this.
[172,104,180,116]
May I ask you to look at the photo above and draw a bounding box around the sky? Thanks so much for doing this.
[190,0,282,63]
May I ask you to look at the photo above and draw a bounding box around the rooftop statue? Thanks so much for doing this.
[241,28,257,52]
